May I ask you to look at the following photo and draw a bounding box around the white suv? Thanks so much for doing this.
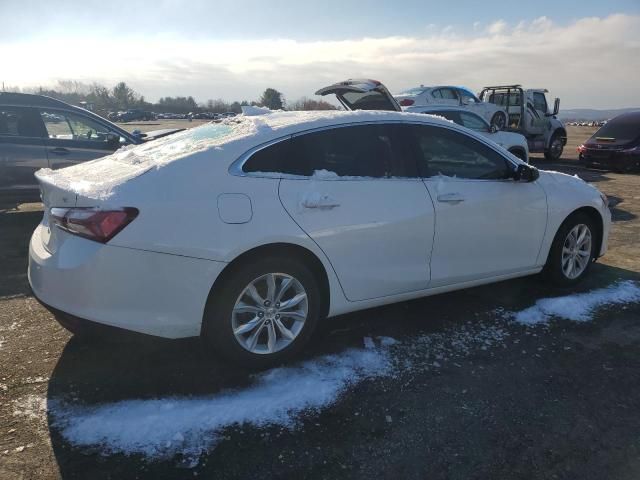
[410,106,529,162]
[394,85,508,129]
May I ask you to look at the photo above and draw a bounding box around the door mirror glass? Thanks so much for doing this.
[552,97,560,116]
[513,163,539,182]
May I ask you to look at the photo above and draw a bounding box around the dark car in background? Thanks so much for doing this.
[108,109,155,122]
[579,111,640,172]
[0,93,183,195]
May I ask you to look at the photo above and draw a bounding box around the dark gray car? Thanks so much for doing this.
[0,93,182,195]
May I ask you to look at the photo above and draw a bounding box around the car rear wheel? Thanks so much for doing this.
[544,213,597,286]
[491,112,507,130]
[201,256,322,368]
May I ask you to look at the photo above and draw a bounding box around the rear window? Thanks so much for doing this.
[592,115,640,143]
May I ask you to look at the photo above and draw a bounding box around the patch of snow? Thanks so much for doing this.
[13,394,48,422]
[241,105,274,116]
[512,280,640,325]
[49,346,392,461]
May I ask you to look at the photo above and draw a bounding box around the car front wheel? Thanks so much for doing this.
[201,256,322,368]
[544,213,597,286]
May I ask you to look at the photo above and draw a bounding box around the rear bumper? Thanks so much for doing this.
[28,224,226,339]
[581,151,640,171]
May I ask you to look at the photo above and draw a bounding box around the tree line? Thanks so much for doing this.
[3,80,336,117]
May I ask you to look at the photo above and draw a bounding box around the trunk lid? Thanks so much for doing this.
[315,79,401,112]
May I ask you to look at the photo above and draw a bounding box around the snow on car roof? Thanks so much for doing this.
[35,110,450,200]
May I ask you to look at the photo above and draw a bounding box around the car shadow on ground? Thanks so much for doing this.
[45,262,640,479]
[0,207,42,297]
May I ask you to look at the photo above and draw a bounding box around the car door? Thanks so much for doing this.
[39,109,123,169]
[273,123,435,301]
[431,88,460,107]
[411,123,547,287]
[0,106,48,190]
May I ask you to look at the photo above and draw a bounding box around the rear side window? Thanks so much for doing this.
[243,124,416,178]
[412,125,510,180]
[432,88,457,100]
[0,107,46,137]
[243,138,294,174]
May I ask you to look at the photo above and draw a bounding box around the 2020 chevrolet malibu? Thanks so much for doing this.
[29,107,610,367]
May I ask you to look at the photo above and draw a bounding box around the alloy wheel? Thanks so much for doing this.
[561,224,592,279]
[231,273,308,354]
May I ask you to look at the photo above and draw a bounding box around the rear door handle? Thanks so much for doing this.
[50,147,70,156]
[437,193,465,204]
[301,194,340,209]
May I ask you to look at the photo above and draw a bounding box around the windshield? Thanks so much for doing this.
[591,114,640,144]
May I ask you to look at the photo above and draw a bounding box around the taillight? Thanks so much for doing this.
[577,144,586,154]
[50,207,139,243]
[399,99,415,106]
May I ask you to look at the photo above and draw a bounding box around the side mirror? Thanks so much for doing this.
[547,97,560,116]
[490,124,499,134]
[513,163,539,182]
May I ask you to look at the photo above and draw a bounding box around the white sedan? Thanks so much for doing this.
[393,85,508,129]
[29,108,610,367]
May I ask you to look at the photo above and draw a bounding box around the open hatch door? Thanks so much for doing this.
[315,79,401,112]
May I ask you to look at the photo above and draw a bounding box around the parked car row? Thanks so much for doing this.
[567,121,608,127]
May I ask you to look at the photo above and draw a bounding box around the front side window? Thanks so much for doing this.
[0,107,45,137]
[458,112,489,132]
[40,110,120,143]
[412,125,511,180]
[532,93,548,114]
[243,124,414,178]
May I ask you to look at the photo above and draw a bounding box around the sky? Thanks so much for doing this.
[1,0,639,109]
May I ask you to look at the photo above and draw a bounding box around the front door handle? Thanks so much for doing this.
[50,147,70,156]
[437,193,465,204]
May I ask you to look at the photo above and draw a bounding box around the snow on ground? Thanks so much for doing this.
[37,280,640,464]
[512,280,640,325]
[13,394,48,422]
[49,346,393,461]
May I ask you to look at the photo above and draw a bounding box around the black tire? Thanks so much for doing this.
[491,112,507,130]
[544,132,564,161]
[201,256,322,369]
[543,212,598,286]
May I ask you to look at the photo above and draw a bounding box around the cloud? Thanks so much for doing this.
[1,14,638,108]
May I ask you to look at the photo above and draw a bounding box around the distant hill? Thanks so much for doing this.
[559,107,640,122]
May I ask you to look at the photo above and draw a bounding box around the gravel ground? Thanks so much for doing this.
[1,126,640,480]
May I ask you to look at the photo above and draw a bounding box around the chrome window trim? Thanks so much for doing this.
[228,118,520,181]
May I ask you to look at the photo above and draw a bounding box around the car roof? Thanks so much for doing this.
[235,109,456,135]
[0,92,76,109]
